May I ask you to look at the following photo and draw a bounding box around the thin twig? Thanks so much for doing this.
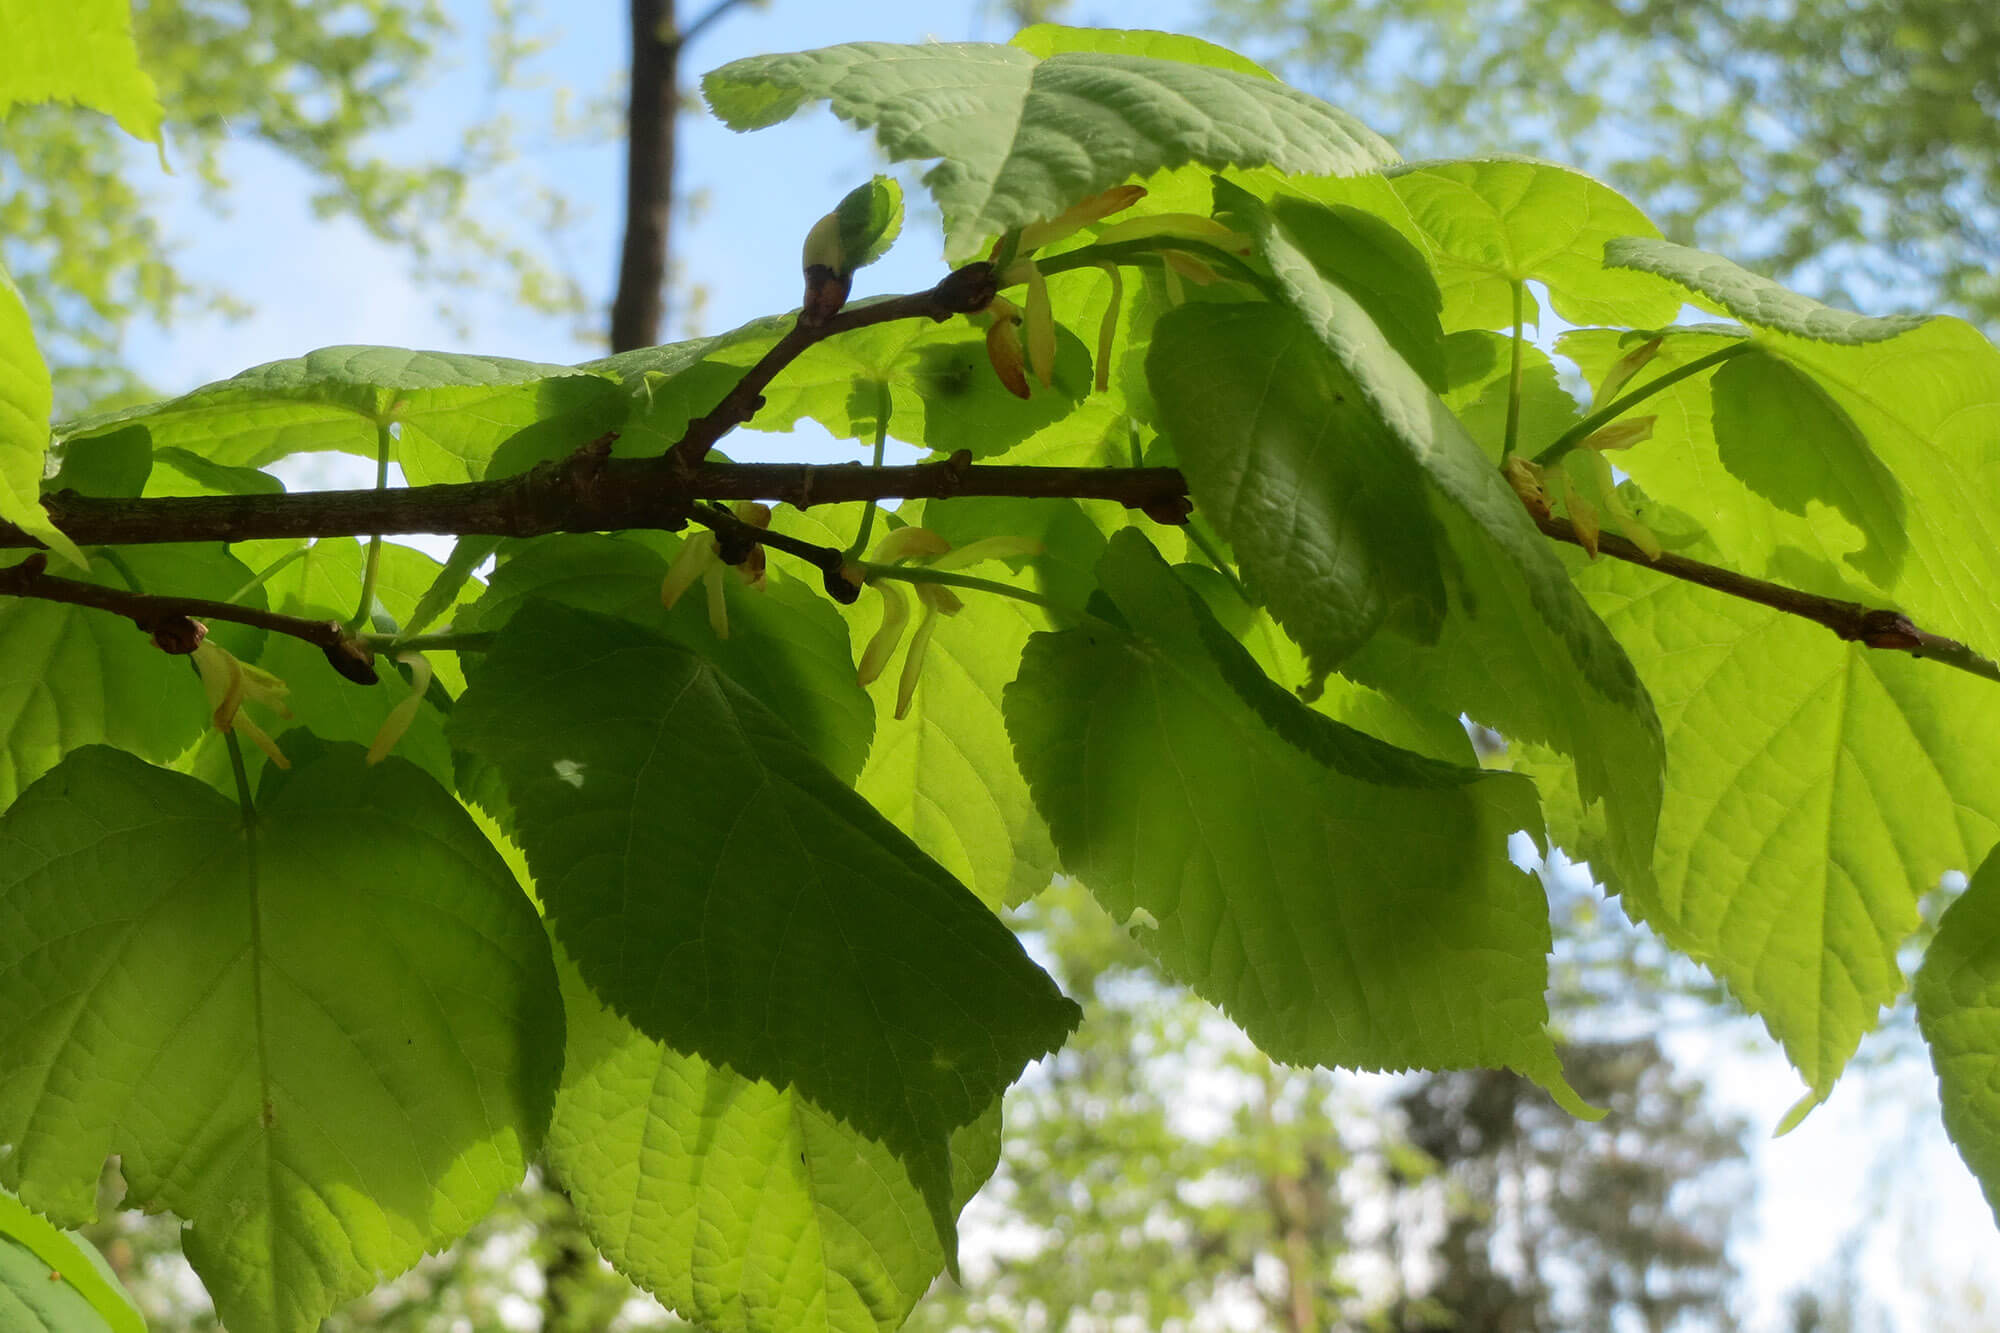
[665,265,1000,470]
[0,553,379,679]
[1534,512,2000,684]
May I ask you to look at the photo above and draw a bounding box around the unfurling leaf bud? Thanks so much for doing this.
[982,298,1031,399]
[801,176,905,323]
[1595,336,1663,405]
[1503,457,1551,520]
[1581,415,1656,452]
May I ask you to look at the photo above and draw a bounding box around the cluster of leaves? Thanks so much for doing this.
[4,15,2000,1333]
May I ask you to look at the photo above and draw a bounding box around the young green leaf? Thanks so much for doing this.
[713,315,1091,454]
[546,949,1002,1333]
[702,36,1396,263]
[56,346,623,484]
[853,498,1099,909]
[1213,183,1663,890]
[1009,23,1279,76]
[0,265,86,568]
[1382,158,1686,330]
[0,1190,144,1333]
[1562,320,2000,666]
[1602,238,1929,343]
[0,0,161,142]
[1005,531,1591,1114]
[0,744,563,1333]
[1709,348,1907,587]
[1518,544,2000,1102]
[1916,844,2000,1227]
[1148,301,1450,672]
[465,531,873,784]
[451,600,1079,1242]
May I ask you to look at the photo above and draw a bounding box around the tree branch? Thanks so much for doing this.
[610,0,678,352]
[664,264,999,470]
[1533,512,2000,685]
[4,456,1188,550]
[0,553,381,683]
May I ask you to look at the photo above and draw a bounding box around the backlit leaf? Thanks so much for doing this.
[0,744,562,1333]
[1383,159,1685,330]
[548,949,1002,1332]
[0,0,160,142]
[452,601,1078,1238]
[1917,845,2000,1226]
[703,36,1396,263]
[1520,546,2000,1100]
[1006,531,1588,1112]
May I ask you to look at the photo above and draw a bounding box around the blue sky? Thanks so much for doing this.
[103,1,2000,1324]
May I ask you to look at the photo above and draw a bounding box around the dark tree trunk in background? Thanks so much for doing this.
[610,0,678,352]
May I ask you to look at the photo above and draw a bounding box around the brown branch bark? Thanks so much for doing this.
[1533,511,2000,684]
[4,458,1189,550]
[608,0,764,353]
[0,553,380,682]
[609,0,677,352]
[666,263,999,469]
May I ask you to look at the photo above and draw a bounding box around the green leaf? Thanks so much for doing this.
[1199,186,1662,887]
[1,543,263,809]
[0,1190,143,1333]
[1561,320,2000,664]
[1009,24,1278,77]
[1518,548,2000,1100]
[1917,845,2000,1226]
[147,445,285,497]
[451,600,1079,1238]
[1005,531,1588,1111]
[465,532,873,784]
[1382,159,1685,330]
[0,0,161,142]
[0,1236,119,1333]
[45,426,151,498]
[57,346,623,483]
[703,37,1397,263]
[1602,238,1930,343]
[547,949,1002,1332]
[0,264,85,569]
[1709,349,1906,587]
[1264,192,1448,390]
[834,175,904,273]
[0,744,563,1333]
[1439,330,1579,463]
[1148,301,1448,673]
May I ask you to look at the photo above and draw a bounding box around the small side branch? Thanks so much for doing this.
[1534,513,2000,685]
[665,264,1000,470]
[0,553,379,681]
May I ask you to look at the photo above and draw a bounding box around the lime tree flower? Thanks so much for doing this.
[855,526,1043,719]
[976,185,1255,396]
[660,502,774,638]
[191,633,292,769]
[366,652,434,766]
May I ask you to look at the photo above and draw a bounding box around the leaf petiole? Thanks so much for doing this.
[1534,341,1753,466]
